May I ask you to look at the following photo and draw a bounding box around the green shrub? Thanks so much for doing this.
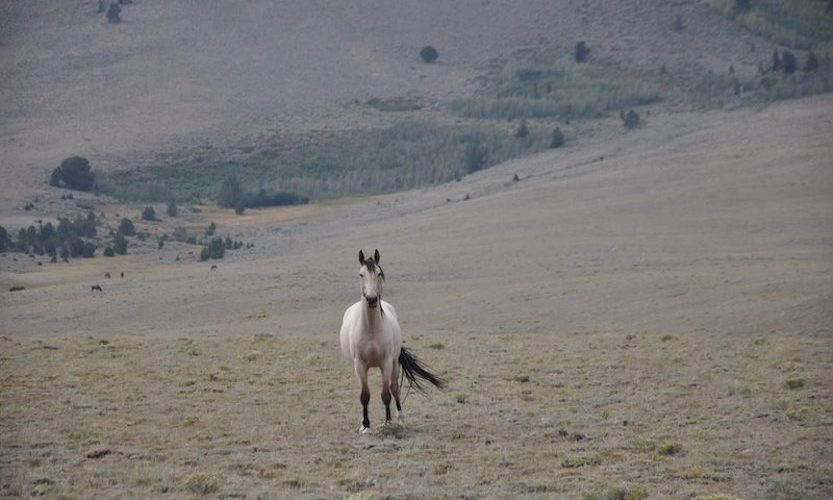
[166,200,178,217]
[420,45,439,64]
[103,246,115,257]
[141,206,156,221]
[205,222,216,236]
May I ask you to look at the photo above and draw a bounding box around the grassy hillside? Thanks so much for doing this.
[2,0,831,211]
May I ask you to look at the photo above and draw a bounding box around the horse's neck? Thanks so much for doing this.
[361,302,384,334]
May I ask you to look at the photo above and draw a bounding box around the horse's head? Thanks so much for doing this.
[358,249,385,308]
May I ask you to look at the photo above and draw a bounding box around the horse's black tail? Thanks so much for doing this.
[399,345,445,394]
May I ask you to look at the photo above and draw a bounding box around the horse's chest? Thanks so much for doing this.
[357,340,389,367]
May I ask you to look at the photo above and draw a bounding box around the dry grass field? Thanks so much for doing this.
[1,330,831,499]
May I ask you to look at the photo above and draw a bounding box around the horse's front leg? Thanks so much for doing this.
[355,360,371,433]
[381,359,393,423]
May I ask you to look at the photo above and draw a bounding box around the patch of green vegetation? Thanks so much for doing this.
[707,0,833,49]
[583,484,649,500]
[449,60,660,121]
[784,375,805,390]
[367,97,423,112]
[100,122,548,203]
[657,441,682,456]
[561,455,601,468]
[694,494,741,500]
[177,472,220,495]
[632,439,658,453]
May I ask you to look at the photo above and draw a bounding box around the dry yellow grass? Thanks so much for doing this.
[2,330,831,498]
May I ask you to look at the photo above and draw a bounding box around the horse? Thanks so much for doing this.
[104,272,111,279]
[339,249,444,433]
[91,285,103,294]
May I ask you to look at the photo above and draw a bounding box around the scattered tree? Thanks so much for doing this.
[113,232,128,255]
[0,225,9,253]
[141,206,156,221]
[166,200,178,217]
[574,41,590,63]
[51,156,95,191]
[419,46,439,64]
[463,143,489,174]
[118,217,136,236]
[217,175,242,208]
[103,246,115,257]
[673,15,685,32]
[772,49,782,72]
[733,0,751,15]
[515,119,529,138]
[199,237,225,261]
[804,51,819,73]
[782,51,797,74]
[620,109,641,130]
[550,128,565,148]
[97,0,106,13]
[206,222,216,236]
[107,3,121,23]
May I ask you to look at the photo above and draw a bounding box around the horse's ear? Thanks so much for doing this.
[374,249,380,263]
[358,250,365,265]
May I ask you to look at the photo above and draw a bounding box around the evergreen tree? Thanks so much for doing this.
[217,175,242,208]
[419,46,439,64]
[550,128,565,148]
[782,51,797,74]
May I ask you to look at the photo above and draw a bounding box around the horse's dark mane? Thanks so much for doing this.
[363,258,385,280]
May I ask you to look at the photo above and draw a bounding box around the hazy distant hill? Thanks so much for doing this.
[0,0,820,206]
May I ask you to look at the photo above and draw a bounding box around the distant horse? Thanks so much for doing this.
[104,272,111,279]
[339,249,444,433]
[91,285,103,294]
[120,272,124,278]
[210,265,218,271]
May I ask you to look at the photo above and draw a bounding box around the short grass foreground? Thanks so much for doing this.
[1,331,831,498]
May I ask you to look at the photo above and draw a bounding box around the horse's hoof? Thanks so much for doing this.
[359,426,371,434]
[397,411,406,422]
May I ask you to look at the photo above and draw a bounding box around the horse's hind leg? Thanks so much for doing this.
[391,362,404,421]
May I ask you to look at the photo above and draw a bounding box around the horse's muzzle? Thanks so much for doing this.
[366,296,379,308]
